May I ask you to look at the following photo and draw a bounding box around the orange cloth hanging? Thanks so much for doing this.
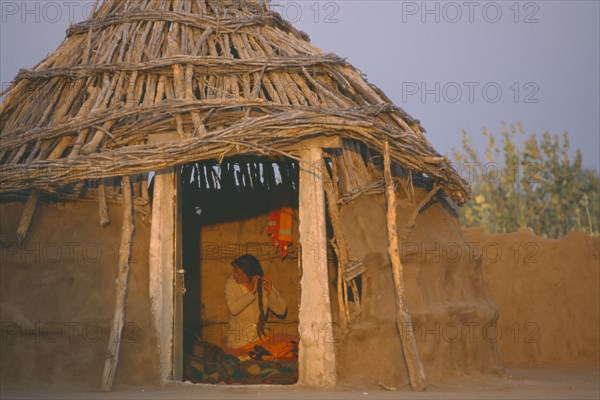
[268,185,293,259]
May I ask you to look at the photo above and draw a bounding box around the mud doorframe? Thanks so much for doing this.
[147,146,338,386]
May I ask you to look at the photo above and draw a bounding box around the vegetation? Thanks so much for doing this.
[451,123,599,238]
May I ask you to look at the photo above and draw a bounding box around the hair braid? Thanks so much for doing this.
[257,279,266,338]
[231,254,267,338]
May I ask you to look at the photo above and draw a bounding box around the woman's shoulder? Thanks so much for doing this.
[225,277,237,289]
[225,277,246,294]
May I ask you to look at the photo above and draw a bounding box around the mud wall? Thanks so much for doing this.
[192,210,303,348]
[464,228,600,366]
[0,201,159,389]
[334,189,503,387]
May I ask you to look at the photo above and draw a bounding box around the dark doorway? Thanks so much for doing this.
[179,157,300,384]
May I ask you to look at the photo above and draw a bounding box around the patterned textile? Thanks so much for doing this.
[224,333,298,361]
[185,335,298,385]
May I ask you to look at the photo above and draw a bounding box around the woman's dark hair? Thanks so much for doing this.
[231,254,266,337]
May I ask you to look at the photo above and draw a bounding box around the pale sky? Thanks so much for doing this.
[1,0,599,172]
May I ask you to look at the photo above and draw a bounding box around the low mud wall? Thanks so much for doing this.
[334,190,503,388]
[464,228,600,366]
[0,201,159,389]
[10,190,589,389]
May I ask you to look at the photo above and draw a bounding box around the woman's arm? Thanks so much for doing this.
[225,278,256,316]
[265,282,287,316]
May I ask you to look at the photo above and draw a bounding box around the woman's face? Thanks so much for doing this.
[233,265,250,285]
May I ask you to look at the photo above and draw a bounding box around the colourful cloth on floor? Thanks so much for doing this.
[185,335,299,385]
[224,333,299,362]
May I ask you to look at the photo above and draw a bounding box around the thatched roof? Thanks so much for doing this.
[0,0,469,204]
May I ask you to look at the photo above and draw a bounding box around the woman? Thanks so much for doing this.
[224,254,296,361]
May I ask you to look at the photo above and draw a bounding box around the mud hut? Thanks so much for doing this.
[0,0,501,391]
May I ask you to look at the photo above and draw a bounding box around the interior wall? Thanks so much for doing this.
[0,201,159,389]
[464,228,600,366]
[186,208,302,348]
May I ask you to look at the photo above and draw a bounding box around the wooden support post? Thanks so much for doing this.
[98,180,110,227]
[321,158,349,332]
[173,168,184,382]
[383,141,427,392]
[350,280,360,312]
[140,174,149,203]
[342,280,350,324]
[148,169,176,384]
[101,176,135,392]
[15,191,38,245]
[297,147,336,387]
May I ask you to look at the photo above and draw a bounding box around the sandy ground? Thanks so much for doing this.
[2,366,598,400]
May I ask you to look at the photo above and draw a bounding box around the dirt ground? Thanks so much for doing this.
[1,366,598,400]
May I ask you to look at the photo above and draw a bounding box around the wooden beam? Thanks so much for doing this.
[140,173,149,203]
[147,133,342,152]
[321,158,349,332]
[101,176,135,391]
[173,168,184,381]
[297,147,336,387]
[98,180,110,227]
[15,191,38,245]
[280,135,341,152]
[147,133,180,143]
[148,168,176,383]
[383,141,427,392]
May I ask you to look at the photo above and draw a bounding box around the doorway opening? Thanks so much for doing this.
[179,156,300,384]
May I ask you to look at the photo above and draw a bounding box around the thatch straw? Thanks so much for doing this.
[0,0,470,204]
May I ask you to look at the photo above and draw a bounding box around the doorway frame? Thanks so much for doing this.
[148,144,339,386]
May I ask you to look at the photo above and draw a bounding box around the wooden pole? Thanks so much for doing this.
[297,147,337,387]
[321,158,349,332]
[383,141,427,392]
[148,169,176,384]
[15,191,38,245]
[98,180,110,227]
[140,173,149,203]
[101,176,135,392]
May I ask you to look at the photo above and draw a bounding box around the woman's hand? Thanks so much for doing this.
[250,276,272,295]
[262,277,273,295]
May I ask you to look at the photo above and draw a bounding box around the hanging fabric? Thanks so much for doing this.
[267,184,293,259]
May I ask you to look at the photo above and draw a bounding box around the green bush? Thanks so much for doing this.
[451,123,599,238]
